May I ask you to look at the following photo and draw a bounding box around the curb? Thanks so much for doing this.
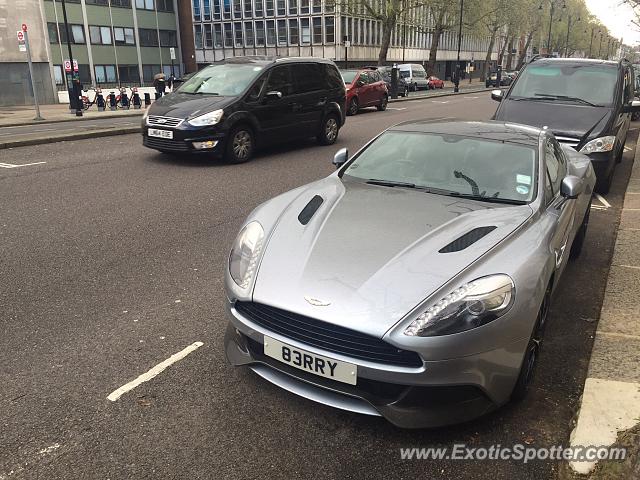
[0,126,141,149]
[389,86,492,103]
[0,110,144,128]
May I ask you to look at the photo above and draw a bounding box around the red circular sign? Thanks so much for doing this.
[22,24,27,32]
[17,31,24,41]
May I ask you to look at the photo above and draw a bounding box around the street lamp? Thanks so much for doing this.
[539,0,566,55]
[598,31,604,58]
[454,0,464,93]
[564,15,580,57]
[57,0,83,116]
[587,27,599,58]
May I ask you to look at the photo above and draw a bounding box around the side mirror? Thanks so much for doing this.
[355,80,365,87]
[560,175,584,199]
[491,89,503,102]
[622,100,640,113]
[333,148,348,169]
[264,91,283,102]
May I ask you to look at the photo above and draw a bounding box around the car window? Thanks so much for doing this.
[178,63,265,96]
[326,65,344,90]
[340,70,358,84]
[266,65,293,96]
[545,140,563,198]
[246,75,267,102]
[359,72,371,84]
[343,131,537,202]
[292,63,324,94]
[623,67,632,104]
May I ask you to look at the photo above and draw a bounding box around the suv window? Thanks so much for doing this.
[325,64,343,90]
[266,65,293,96]
[292,63,324,94]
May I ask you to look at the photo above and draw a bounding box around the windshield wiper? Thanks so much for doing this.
[446,192,527,205]
[366,179,416,188]
[530,94,598,107]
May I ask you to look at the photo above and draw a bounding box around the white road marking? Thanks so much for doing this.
[38,443,61,455]
[107,341,204,401]
[624,146,632,152]
[0,162,47,169]
[594,193,611,209]
[463,96,479,99]
[430,100,451,104]
[386,107,407,111]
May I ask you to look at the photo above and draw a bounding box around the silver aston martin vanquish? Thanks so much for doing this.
[223,120,595,428]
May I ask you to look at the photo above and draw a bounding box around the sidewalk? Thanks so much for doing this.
[0,103,144,128]
[568,138,640,476]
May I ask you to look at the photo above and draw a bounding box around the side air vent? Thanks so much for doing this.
[438,226,497,253]
[298,195,324,225]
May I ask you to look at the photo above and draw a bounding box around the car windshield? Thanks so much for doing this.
[341,70,359,84]
[509,63,618,106]
[177,63,264,96]
[412,67,426,78]
[343,131,537,203]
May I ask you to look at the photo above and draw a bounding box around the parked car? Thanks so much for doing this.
[340,69,389,115]
[485,71,513,88]
[398,63,429,91]
[492,58,640,193]
[427,76,445,89]
[141,57,346,163]
[365,66,410,97]
[224,119,595,428]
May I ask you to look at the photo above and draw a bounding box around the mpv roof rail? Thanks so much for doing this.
[528,54,554,64]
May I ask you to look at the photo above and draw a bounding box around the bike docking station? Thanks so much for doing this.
[119,87,130,110]
[132,87,142,109]
[108,91,117,111]
[144,93,151,108]
[96,88,105,111]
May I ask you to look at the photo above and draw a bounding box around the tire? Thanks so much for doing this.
[595,164,614,194]
[570,200,591,260]
[316,114,340,146]
[615,144,624,164]
[347,97,359,116]
[511,282,551,402]
[225,126,254,164]
[376,95,388,111]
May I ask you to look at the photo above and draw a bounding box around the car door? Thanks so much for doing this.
[357,71,373,106]
[252,65,296,142]
[545,138,575,278]
[290,63,326,132]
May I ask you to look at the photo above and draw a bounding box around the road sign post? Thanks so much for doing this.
[60,0,83,117]
[169,47,176,77]
[20,27,44,121]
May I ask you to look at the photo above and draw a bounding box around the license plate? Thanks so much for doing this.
[148,128,173,139]
[264,335,357,385]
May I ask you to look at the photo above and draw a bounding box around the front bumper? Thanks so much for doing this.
[142,124,227,154]
[224,301,530,428]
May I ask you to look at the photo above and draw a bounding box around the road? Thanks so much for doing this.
[0,94,637,479]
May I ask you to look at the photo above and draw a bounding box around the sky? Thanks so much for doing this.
[585,0,640,45]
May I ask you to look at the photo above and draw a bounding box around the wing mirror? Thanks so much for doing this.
[491,89,503,102]
[264,91,283,102]
[333,148,348,169]
[622,100,640,113]
[355,80,365,87]
[560,175,584,199]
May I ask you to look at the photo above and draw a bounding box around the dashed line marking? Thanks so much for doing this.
[107,341,204,401]
[0,162,47,169]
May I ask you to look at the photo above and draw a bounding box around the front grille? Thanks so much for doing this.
[143,136,190,152]
[235,301,423,368]
[147,115,183,127]
[555,136,581,149]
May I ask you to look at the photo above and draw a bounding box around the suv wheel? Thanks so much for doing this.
[317,115,340,145]
[570,201,591,260]
[347,98,359,116]
[226,126,254,163]
[595,164,614,194]
[376,96,388,111]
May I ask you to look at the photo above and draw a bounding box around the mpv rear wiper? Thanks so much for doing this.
[446,192,527,205]
[532,94,598,107]
[366,179,416,188]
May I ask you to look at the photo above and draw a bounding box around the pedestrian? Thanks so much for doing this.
[167,73,175,92]
[153,73,166,98]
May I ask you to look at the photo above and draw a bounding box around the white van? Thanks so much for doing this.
[398,64,429,91]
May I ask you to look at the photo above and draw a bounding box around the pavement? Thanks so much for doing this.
[1,93,638,479]
[566,129,640,477]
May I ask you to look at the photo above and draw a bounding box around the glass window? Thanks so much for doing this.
[300,0,308,14]
[145,0,154,9]
[53,65,64,85]
[266,19,276,45]
[324,16,334,43]
[223,0,231,18]
[265,0,273,16]
[292,63,324,93]
[203,0,211,20]
[300,18,310,44]
[139,28,159,46]
[124,28,135,44]
[254,0,262,16]
[288,0,296,14]
[344,132,537,203]
[545,140,565,197]
[156,0,173,11]
[110,0,132,7]
[114,27,125,43]
[246,75,266,101]
[266,65,293,96]
[234,22,243,46]
[233,0,241,17]
[277,19,287,45]
[101,27,112,44]
[204,24,213,47]
[244,0,252,16]
[178,63,266,96]
[224,23,233,47]
[312,17,322,44]
[72,25,85,43]
[194,24,203,48]
[89,26,101,44]
[277,0,285,15]
[245,22,254,46]
[311,0,320,13]
[214,0,221,19]
[118,65,140,84]
[288,19,298,44]
[255,21,265,46]
[214,24,223,47]
[160,30,177,46]
[136,0,145,7]
[325,0,333,12]
[192,0,201,18]
[47,23,59,43]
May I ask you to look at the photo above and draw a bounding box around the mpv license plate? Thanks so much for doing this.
[148,128,173,139]
[264,335,357,385]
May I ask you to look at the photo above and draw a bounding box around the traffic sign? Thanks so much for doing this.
[17,31,24,42]
[64,59,79,72]
[22,23,27,32]
[344,40,351,48]
[169,47,176,60]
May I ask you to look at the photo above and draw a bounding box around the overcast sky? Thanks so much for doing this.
[585,0,640,45]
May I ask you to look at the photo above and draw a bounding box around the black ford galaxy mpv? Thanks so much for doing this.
[142,56,346,163]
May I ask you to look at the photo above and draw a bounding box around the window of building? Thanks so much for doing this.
[234,22,243,46]
[47,23,59,43]
[233,0,242,17]
[203,0,211,20]
[300,0,308,14]
[142,64,161,83]
[53,65,64,85]
[277,0,285,15]
[110,0,131,7]
[325,16,334,43]
[95,65,117,83]
[288,18,298,44]
[312,17,322,44]
[86,0,109,5]
[213,0,221,19]
[70,24,85,44]
[300,18,310,44]
[160,30,177,46]
[118,65,140,83]
[245,22,254,46]
[114,27,135,45]
[224,22,233,46]
[265,0,274,16]
[139,28,159,46]
[204,24,213,47]
[288,0,296,14]
[255,20,265,46]
[89,26,113,45]
[136,0,154,9]
[254,0,263,16]
[277,19,287,45]
[223,0,231,18]
[214,24,223,46]
[311,0,320,13]
[192,0,201,20]
[266,20,276,45]
[325,0,333,12]
[156,0,173,11]
[78,64,92,84]
[194,24,203,48]
[244,0,252,17]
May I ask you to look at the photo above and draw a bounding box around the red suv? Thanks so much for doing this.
[341,69,388,115]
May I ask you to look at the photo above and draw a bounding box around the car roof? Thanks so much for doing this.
[530,57,619,68]
[388,120,543,147]
[216,55,335,66]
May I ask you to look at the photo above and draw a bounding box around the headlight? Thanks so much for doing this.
[404,274,515,337]
[187,109,224,127]
[579,136,616,154]
[229,221,264,289]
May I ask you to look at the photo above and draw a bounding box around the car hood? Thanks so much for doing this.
[252,177,533,338]
[148,92,234,120]
[495,99,611,140]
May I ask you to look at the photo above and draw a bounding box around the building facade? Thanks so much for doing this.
[189,0,498,79]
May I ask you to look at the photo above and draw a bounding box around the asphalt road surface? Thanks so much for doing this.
[1,94,637,479]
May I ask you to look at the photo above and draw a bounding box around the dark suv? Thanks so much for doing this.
[492,58,640,193]
[142,56,346,163]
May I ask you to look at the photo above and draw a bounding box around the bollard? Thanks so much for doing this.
[155,92,162,100]
[144,92,151,107]
[120,88,130,110]
[109,92,117,111]
[132,87,141,109]
[96,88,105,111]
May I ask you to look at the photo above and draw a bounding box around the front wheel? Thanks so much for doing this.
[225,126,254,164]
[376,96,388,111]
[570,201,591,260]
[595,164,614,194]
[316,115,340,146]
[347,98,359,116]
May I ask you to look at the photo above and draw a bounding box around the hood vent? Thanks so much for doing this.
[439,226,497,253]
[298,195,324,225]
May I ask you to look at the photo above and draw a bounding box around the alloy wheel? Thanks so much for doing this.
[325,117,338,142]
[232,130,252,161]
